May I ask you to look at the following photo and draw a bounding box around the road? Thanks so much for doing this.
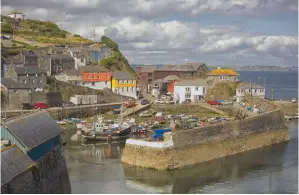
[1,102,124,114]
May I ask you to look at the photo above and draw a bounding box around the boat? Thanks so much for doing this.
[112,105,121,114]
[81,106,132,141]
[57,120,67,125]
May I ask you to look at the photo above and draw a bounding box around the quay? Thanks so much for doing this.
[121,98,290,170]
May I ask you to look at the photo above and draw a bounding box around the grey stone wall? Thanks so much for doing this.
[172,109,287,148]
[1,145,71,193]
[6,89,30,109]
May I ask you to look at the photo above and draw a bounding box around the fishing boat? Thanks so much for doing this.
[81,106,132,141]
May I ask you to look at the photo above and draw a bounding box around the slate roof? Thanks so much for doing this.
[155,63,206,72]
[163,75,180,82]
[2,56,24,65]
[175,79,206,86]
[138,65,158,72]
[61,69,81,76]
[112,71,135,80]
[237,82,264,89]
[14,66,45,75]
[1,78,31,89]
[3,111,62,150]
[79,66,109,73]
[68,47,81,53]
[1,145,35,185]
[50,54,74,60]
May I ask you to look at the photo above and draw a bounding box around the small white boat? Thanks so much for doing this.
[57,120,67,125]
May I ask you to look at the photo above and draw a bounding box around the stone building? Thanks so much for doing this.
[1,78,31,109]
[6,66,46,91]
[68,47,87,69]
[55,69,82,85]
[1,111,71,193]
[48,54,75,75]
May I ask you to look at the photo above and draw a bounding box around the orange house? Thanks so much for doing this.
[79,66,112,89]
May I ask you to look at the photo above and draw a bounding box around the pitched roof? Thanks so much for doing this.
[112,71,135,80]
[14,66,45,75]
[155,63,206,72]
[175,79,206,86]
[2,111,62,150]
[163,75,180,82]
[138,65,158,72]
[50,54,74,60]
[68,47,81,53]
[79,65,109,73]
[1,78,31,89]
[2,56,24,65]
[237,82,264,89]
[207,68,239,76]
[1,145,35,185]
[61,69,81,76]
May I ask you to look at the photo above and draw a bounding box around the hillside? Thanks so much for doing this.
[205,82,237,101]
[100,36,137,77]
[1,15,93,46]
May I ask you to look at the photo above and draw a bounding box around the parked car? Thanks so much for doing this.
[21,103,33,110]
[124,100,136,108]
[33,102,48,109]
[221,100,233,105]
[140,99,150,105]
[207,100,222,105]
[62,102,75,107]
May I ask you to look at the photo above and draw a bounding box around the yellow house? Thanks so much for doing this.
[207,67,239,85]
[111,71,137,99]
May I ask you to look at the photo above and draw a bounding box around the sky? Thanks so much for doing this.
[1,0,298,67]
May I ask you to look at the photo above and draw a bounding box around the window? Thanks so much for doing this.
[203,87,206,94]
[40,80,42,84]
[32,80,35,84]
[81,58,84,63]
[23,80,26,83]
[106,72,108,78]
[148,73,152,77]
[128,80,131,84]
[124,80,127,84]
[132,87,134,91]
[148,79,152,83]
[122,87,124,92]
[60,66,63,71]
[92,82,95,86]
[82,82,85,85]
[14,90,18,94]
[249,89,251,92]
[35,73,38,77]
[118,80,120,84]
[127,87,129,92]
[119,80,123,84]
[105,81,108,85]
[133,80,136,83]
[255,89,257,93]
[98,75,101,78]
[27,89,31,93]
[195,87,199,91]
[185,87,190,92]
[185,94,191,99]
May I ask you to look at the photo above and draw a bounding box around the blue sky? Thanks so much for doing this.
[2,0,298,67]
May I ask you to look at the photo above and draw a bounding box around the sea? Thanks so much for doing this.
[63,70,298,194]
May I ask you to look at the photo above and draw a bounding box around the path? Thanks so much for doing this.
[118,103,152,118]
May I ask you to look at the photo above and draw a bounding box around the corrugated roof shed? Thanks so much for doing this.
[112,71,135,80]
[1,145,35,185]
[3,111,62,150]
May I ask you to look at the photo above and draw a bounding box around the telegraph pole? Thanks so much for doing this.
[93,29,96,42]
[249,78,252,97]
[271,89,274,101]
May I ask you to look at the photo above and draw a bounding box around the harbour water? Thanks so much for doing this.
[64,120,298,194]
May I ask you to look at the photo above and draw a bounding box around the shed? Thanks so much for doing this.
[1,145,35,186]
[1,111,62,161]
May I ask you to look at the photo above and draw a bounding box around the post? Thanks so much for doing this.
[272,89,274,101]
[249,78,252,97]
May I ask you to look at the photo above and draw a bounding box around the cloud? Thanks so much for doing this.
[1,0,298,66]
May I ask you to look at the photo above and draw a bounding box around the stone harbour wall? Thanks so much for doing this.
[1,145,71,193]
[121,109,290,170]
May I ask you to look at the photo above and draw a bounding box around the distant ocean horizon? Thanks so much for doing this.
[130,65,298,100]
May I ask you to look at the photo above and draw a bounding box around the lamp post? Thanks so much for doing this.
[249,78,252,97]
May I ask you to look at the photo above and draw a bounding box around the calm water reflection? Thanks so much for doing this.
[64,121,298,194]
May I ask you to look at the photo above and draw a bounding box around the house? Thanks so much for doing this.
[48,54,75,75]
[6,66,47,91]
[136,63,209,94]
[207,67,239,85]
[1,56,24,77]
[111,71,137,99]
[90,43,113,61]
[68,47,87,69]
[236,82,265,103]
[1,111,62,161]
[55,69,82,85]
[1,78,31,109]
[174,79,207,104]
[8,12,25,20]
[79,66,111,90]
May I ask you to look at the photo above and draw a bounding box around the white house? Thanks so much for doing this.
[236,82,265,103]
[174,79,207,104]
[55,69,82,85]
[8,12,25,20]
[68,47,86,70]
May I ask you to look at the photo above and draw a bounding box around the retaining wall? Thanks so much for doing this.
[1,145,71,193]
[121,109,290,170]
